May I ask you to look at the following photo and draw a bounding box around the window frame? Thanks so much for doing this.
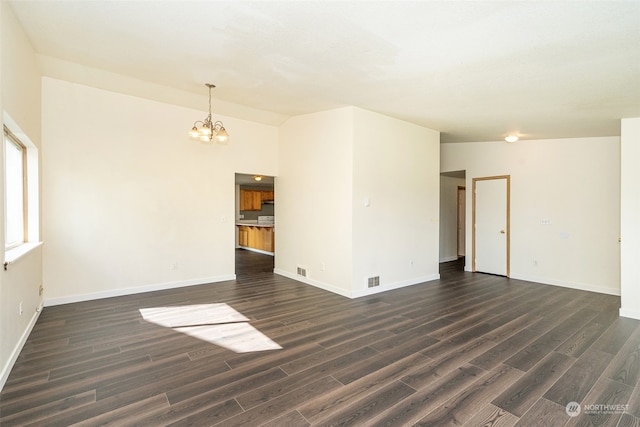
[4,125,28,250]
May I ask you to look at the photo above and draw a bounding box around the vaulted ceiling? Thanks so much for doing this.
[8,0,640,142]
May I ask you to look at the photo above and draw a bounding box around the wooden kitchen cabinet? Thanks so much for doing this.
[238,226,249,246]
[240,190,262,211]
[259,227,274,252]
[247,226,258,248]
[240,189,274,210]
[237,225,274,253]
[261,190,274,202]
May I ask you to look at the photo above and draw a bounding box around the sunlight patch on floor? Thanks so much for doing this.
[139,303,282,353]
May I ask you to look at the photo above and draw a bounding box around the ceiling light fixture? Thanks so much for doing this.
[189,83,229,144]
[253,175,263,182]
[505,135,519,143]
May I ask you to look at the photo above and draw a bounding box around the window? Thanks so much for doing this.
[4,126,27,249]
[2,115,40,265]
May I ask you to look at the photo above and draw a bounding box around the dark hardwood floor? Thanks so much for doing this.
[1,251,639,426]
[235,248,275,277]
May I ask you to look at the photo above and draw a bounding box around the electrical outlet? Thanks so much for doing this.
[171,262,178,270]
[39,285,44,296]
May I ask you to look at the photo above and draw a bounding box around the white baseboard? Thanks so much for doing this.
[274,269,440,299]
[0,301,43,391]
[509,273,620,296]
[274,269,352,298]
[352,274,440,298]
[619,307,640,320]
[439,256,459,263]
[44,274,236,307]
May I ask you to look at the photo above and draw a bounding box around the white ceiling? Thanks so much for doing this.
[236,173,274,188]
[8,0,640,143]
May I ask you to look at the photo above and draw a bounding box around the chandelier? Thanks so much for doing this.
[189,83,229,144]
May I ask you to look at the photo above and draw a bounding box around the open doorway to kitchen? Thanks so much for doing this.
[234,173,275,276]
[440,170,467,273]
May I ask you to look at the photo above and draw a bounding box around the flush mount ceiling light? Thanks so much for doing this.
[253,175,263,182]
[189,83,229,144]
[505,135,519,143]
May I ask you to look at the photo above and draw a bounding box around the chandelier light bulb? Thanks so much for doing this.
[215,127,229,143]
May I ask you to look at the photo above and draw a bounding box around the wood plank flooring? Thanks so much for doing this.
[1,250,639,426]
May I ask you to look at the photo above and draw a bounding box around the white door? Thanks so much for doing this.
[473,176,509,276]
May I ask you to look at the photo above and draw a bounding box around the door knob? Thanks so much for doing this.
[500,230,506,234]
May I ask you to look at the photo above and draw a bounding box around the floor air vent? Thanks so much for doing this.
[297,266,308,277]
[368,276,380,288]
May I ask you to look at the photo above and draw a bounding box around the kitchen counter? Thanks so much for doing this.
[236,221,274,228]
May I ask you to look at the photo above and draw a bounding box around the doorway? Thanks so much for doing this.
[440,170,466,273]
[234,173,275,276]
[472,175,510,276]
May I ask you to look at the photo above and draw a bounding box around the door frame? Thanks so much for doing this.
[472,175,510,276]
[457,186,466,257]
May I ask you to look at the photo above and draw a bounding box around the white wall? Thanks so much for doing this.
[620,118,640,319]
[442,137,620,295]
[440,175,465,262]
[275,106,440,298]
[351,108,440,297]
[42,78,278,304]
[275,107,355,297]
[0,2,44,390]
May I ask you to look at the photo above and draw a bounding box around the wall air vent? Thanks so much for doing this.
[297,266,308,277]
[367,276,380,288]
